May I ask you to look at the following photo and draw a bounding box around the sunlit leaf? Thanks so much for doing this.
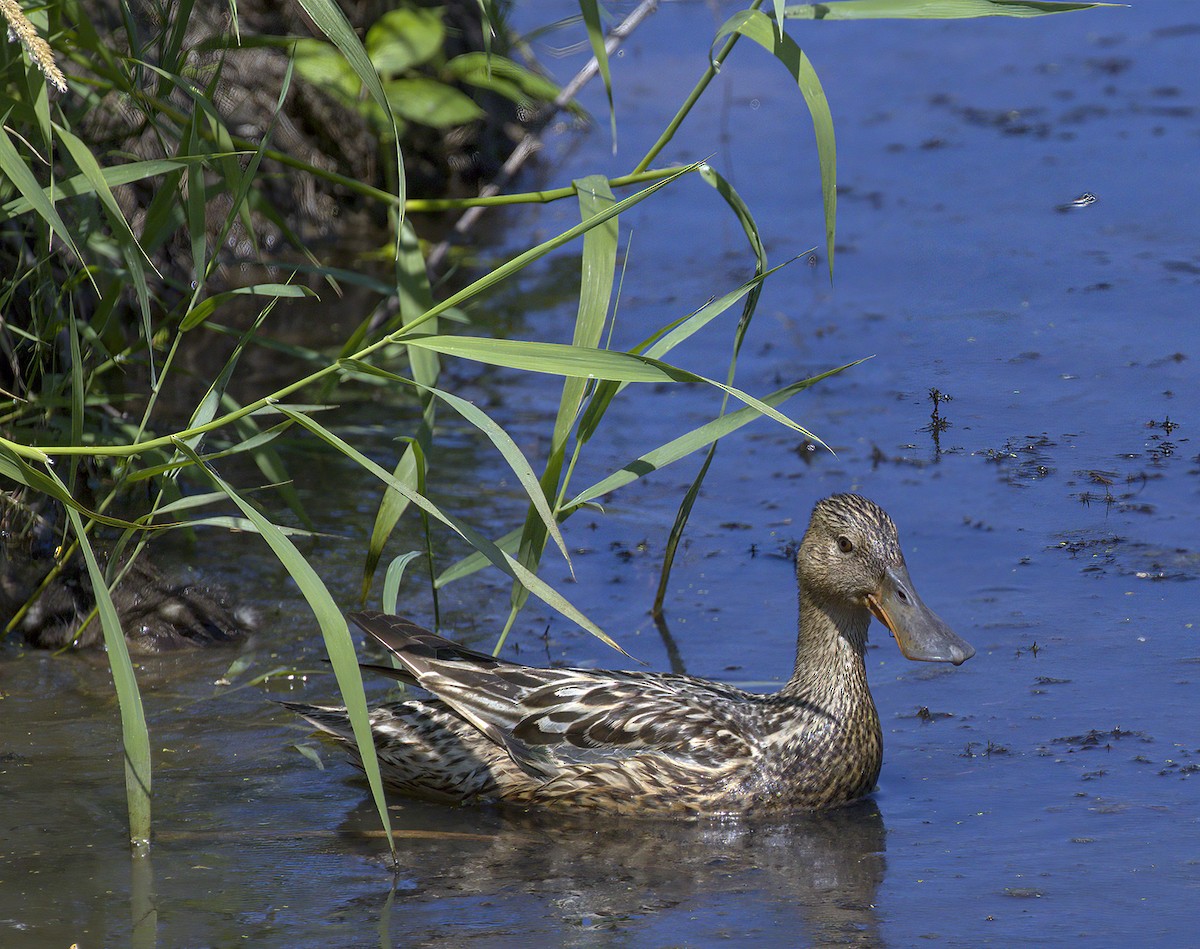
[367,7,444,75]
[384,78,485,128]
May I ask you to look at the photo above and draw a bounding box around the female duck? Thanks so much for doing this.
[288,494,974,815]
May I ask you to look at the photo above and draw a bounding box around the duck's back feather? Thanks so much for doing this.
[350,611,762,771]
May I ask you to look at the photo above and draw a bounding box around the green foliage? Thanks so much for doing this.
[293,2,571,137]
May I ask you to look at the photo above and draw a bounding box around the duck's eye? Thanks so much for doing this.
[837,535,854,554]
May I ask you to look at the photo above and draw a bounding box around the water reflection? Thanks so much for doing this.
[337,798,886,945]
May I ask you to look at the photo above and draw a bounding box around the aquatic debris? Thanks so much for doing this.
[1055,192,1098,212]
[960,741,1009,759]
[1050,727,1150,752]
[910,706,955,723]
[1030,676,1071,694]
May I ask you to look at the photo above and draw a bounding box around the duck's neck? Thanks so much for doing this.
[770,586,884,810]
[782,589,872,700]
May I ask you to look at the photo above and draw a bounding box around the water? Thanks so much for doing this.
[3,2,1199,945]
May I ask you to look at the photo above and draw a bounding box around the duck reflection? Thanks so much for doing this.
[335,799,886,946]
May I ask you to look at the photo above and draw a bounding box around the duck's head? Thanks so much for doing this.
[799,494,975,666]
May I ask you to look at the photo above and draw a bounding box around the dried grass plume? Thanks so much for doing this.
[1,0,67,93]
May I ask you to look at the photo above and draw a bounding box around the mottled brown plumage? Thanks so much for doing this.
[287,494,974,815]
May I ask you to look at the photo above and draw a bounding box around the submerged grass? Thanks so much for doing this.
[0,0,1107,853]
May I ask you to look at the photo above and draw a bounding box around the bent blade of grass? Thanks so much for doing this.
[277,407,626,655]
[55,477,152,850]
[0,157,202,218]
[360,219,438,602]
[783,0,1113,19]
[698,163,767,275]
[0,120,87,273]
[0,445,176,531]
[54,122,159,278]
[403,337,823,443]
[579,0,617,151]
[181,284,317,331]
[383,551,423,614]
[715,11,836,279]
[508,176,619,617]
[696,166,771,351]
[340,360,570,571]
[565,360,864,509]
[172,441,397,860]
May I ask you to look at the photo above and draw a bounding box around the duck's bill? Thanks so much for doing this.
[867,564,975,665]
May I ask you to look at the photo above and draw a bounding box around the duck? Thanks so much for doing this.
[287,494,974,815]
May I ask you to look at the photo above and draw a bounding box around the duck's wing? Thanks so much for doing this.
[509,669,760,768]
[351,611,506,688]
[350,611,760,772]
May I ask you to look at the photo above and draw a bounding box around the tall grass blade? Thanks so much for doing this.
[654,166,770,612]
[0,121,87,272]
[173,442,398,860]
[55,480,152,851]
[362,220,439,601]
[579,0,618,151]
[509,175,618,618]
[715,11,836,279]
